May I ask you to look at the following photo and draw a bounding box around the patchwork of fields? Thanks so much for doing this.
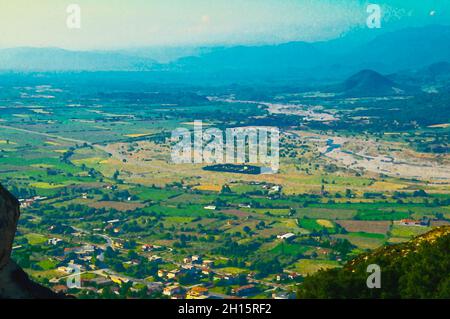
[1,79,448,299]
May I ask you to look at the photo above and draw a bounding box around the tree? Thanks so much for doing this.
[221,184,232,194]
[345,189,354,198]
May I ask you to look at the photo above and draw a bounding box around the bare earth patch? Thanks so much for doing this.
[88,201,144,211]
[335,220,391,234]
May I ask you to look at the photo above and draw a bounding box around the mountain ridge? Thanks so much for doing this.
[1,25,450,79]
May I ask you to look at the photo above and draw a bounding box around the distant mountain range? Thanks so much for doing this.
[389,61,450,90]
[171,25,450,82]
[0,25,449,86]
[0,47,156,71]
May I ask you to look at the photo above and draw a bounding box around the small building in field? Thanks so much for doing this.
[202,260,214,267]
[201,268,212,276]
[163,285,183,297]
[167,269,181,279]
[396,219,427,227]
[110,275,129,285]
[149,255,163,263]
[272,291,295,299]
[142,244,154,252]
[276,273,287,282]
[233,284,256,297]
[48,238,63,246]
[53,285,69,294]
[57,266,74,274]
[191,255,202,263]
[112,239,124,249]
[277,233,296,241]
[186,286,209,299]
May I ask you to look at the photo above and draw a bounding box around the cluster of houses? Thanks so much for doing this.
[19,196,48,208]
[41,236,294,299]
[265,184,281,194]
[276,271,300,282]
[163,285,210,299]
[157,255,214,281]
[158,264,197,280]
[156,254,261,299]
[395,218,430,227]
[61,244,101,269]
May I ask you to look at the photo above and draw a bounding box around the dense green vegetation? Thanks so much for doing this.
[298,227,450,299]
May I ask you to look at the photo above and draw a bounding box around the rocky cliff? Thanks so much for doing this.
[0,184,60,299]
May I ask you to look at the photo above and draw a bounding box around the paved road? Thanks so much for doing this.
[0,124,110,153]
[0,124,93,146]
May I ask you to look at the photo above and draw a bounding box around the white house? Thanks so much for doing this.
[277,233,296,241]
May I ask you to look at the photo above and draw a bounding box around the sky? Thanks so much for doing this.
[0,0,448,50]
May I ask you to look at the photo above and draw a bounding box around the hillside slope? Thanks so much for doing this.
[341,69,403,97]
[298,226,450,299]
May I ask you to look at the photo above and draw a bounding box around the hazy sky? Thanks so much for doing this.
[0,0,448,50]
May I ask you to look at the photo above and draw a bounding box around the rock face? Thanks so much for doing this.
[0,184,60,299]
[0,185,20,269]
